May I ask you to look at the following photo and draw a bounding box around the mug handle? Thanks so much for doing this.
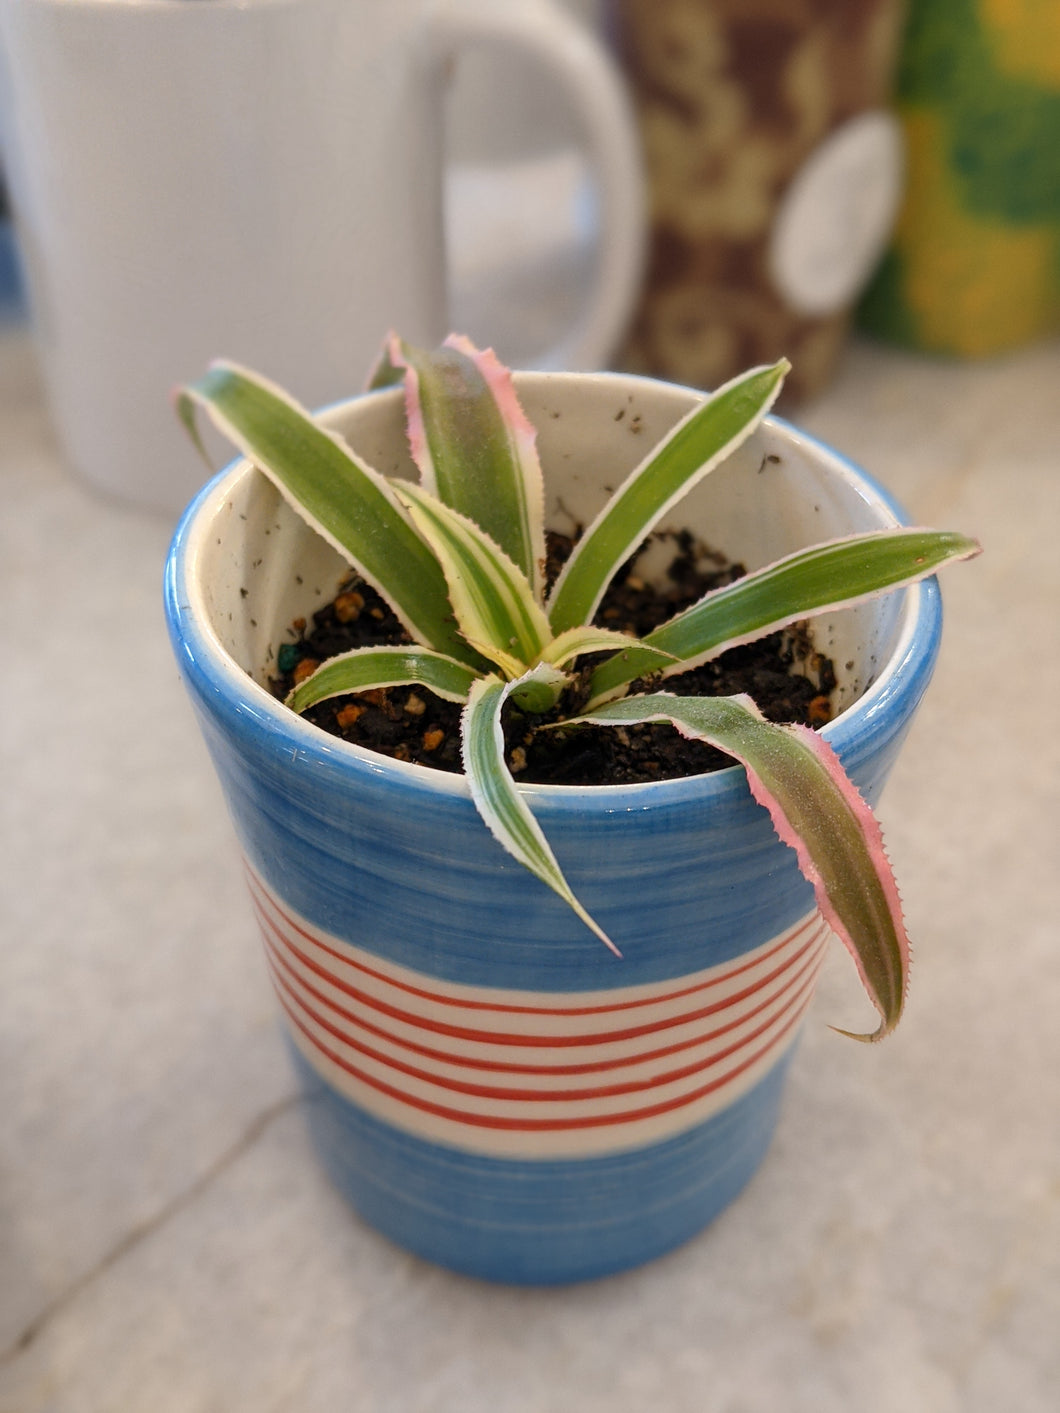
[433,0,644,370]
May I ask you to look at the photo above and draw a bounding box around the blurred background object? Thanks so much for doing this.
[0,0,641,517]
[612,0,908,404]
[444,1,614,368]
[446,0,605,164]
[858,0,1060,356]
[0,160,25,320]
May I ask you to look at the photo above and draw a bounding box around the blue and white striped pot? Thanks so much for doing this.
[164,370,941,1285]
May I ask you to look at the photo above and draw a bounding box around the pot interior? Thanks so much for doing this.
[192,371,908,720]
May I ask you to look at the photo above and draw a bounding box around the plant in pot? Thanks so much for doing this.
[165,335,977,1285]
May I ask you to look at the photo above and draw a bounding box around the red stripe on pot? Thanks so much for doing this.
[274,979,815,1140]
[267,939,821,1102]
[262,925,827,1077]
[245,864,829,1159]
[248,875,824,1046]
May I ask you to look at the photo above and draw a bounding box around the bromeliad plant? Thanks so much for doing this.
[178,334,979,1041]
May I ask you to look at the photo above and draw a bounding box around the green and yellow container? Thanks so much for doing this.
[859,0,1060,356]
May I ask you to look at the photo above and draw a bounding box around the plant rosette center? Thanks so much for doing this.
[271,529,838,788]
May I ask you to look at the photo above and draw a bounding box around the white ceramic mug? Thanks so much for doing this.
[446,0,605,164]
[0,0,643,514]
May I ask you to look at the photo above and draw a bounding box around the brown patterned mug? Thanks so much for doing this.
[611,0,906,403]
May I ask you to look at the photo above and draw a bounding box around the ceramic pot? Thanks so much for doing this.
[164,370,941,1285]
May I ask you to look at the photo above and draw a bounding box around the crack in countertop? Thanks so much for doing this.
[0,1091,303,1368]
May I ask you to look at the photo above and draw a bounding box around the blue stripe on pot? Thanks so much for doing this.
[289,1041,795,1285]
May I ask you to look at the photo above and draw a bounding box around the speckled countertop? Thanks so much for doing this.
[2,313,1057,1412]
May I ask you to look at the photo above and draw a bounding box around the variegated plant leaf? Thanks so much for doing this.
[540,625,678,672]
[463,673,619,956]
[546,360,789,634]
[364,339,404,391]
[285,645,481,715]
[586,528,982,707]
[389,335,547,596]
[175,363,477,666]
[393,480,551,675]
[575,691,909,1040]
[506,661,570,714]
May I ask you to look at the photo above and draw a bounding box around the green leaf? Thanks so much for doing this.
[390,335,547,595]
[540,625,678,671]
[364,338,405,391]
[506,661,570,714]
[575,692,910,1040]
[546,360,789,634]
[586,528,982,707]
[176,363,479,667]
[284,646,480,714]
[462,675,619,955]
[392,480,551,676]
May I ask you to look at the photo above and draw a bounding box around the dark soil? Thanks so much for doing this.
[268,531,836,786]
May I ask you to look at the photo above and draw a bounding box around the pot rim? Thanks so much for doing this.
[164,369,941,813]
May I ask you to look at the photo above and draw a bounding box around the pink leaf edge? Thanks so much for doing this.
[443,334,542,470]
[741,722,911,1042]
[384,333,432,487]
